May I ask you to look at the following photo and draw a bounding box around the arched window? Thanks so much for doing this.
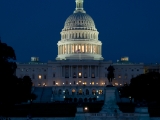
[79,89,83,95]
[72,33,74,39]
[86,89,89,95]
[92,89,96,95]
[58,89,62,95]
[93,33,96,39]
[72,89,76,95]
[65,89,69,95]
[76,33,78,38]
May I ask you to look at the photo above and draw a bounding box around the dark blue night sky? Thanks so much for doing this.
[0,0,160,63]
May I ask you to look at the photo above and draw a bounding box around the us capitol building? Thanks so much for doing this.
[16,0,144,102]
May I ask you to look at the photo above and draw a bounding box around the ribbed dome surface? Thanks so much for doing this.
[64,12,96,30]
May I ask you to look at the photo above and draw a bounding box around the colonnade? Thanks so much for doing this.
[58,44,101,55]
[61,65,99,78]
[61,32,98,40]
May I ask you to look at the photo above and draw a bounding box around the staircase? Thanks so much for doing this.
[33,87,43,103]
[40,87,53,103]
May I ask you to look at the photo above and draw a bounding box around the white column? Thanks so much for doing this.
[84,44,86,53]
[67,44,68,54]
[74,44,76,53]
[81,44,82,52]
[98,45,100,54]
[70,44,71,54]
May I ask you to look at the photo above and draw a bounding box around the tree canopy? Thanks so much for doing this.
[0,41,34,105]
[118,72,160,106]
[130,72,160,103]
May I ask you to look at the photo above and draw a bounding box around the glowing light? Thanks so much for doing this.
[84,107,88,111]
[38,75,42,79]
[115,83,118,86]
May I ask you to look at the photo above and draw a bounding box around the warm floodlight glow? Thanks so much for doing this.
[38,75,42,79]
[115,83,118,86]
[84,107,88,111]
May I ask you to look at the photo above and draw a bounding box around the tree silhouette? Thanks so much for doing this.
[0,41,34,105]
[0,41,17,104]
[130,72,160,104]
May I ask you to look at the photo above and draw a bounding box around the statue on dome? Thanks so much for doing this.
[107,65,115,86]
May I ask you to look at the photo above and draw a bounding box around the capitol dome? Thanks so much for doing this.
[63,12,96,31]
[56,0,103,61]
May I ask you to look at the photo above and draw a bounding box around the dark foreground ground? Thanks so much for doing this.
[0,102,160,117]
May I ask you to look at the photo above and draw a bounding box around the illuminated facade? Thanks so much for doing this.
[56,0,103,60]
[16,0,144,102]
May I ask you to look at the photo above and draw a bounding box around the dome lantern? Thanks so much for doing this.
[74,0,86,13]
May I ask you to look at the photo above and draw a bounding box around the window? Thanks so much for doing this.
[38,75,42,79]
[84,73,87,78]
[91,73,95,78]
[53,81,55,85]
[74,81,76,85]
[99,90,103,94]
[118,75,121,79]
[21,69,23,72]
[92,82,94,85]
[78,73,82,78]
[53,73,55,77]
[73,73,76,78]
[125,74,127,79]
[44,75,46,79]
[66,81,68,85]
[38,83,41,86]
[137,69,139,71]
